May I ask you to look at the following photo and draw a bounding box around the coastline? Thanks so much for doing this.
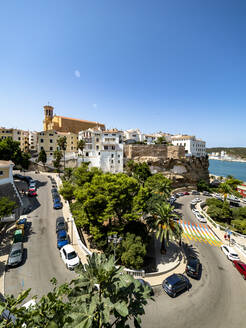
[208,157,246,163]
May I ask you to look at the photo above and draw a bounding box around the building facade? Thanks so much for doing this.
[123,129,144,143]
[237,184,246,198]
[171,135,206,157]
[0,128,29,152]
[43,105,105,134]
[78,128,124,173]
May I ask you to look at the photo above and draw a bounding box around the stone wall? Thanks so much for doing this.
[124,144,209,188]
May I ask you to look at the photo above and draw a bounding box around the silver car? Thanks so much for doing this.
[7,242,23,267]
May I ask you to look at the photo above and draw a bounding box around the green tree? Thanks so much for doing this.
[77,139,86,164]
[151,203,181,254]
[219,183,233,201]
[0,138,29,169]
[0,197,17,219]
[133,162,152,185]
[145,174,172,199]
[68,253,152,328]
[63,168,73,182]
[154,136,166,145]
[197,179,210,192]
[57,136,67,170]
[53,150,63,174]
[59,181,74,204]
[120,233,147,270]
[38,149,47,168]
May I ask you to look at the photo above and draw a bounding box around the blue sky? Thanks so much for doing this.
[0,0,245,147]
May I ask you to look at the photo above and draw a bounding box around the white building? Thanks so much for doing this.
[123,129,144,143]
[29,131,38,152]
[78,128,124,173]
[171,135,206,157]
[143,132,172,144]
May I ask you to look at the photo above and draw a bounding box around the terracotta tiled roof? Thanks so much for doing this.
[58,116,105,126]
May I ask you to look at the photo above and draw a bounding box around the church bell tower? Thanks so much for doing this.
[43,105,54,131]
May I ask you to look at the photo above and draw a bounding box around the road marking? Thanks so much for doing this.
[179,220,222,246]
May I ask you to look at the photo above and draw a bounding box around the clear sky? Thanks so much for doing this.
[0,0,245,147]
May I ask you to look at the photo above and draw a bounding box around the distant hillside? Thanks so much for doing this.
[206,147,246,159]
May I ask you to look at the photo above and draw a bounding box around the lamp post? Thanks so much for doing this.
[108,234,122,261]
[67,217,73,245]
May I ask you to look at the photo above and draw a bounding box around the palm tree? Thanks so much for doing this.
[57,136,67,170]
[219,182,233,202]
[77,139,86,165]
[151,203,182,254]
[68,253,152,328]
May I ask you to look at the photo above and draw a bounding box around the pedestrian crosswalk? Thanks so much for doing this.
[179,220,222,246]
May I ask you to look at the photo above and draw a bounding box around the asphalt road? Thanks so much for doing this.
[5,173,75,300]
[141,195,246,328]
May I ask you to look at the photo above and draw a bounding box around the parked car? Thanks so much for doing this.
[51,188,58,194]
[195,213,207,223]
[183,191,189,195]
[221,245,240,261]
[54,199,63,209]
[29,181,36,189]
[203,191,211,196]
[162,274,190,297]
[7,242,23,267]
[57,230,69,249]
[13,174,25,180]
[186,256,201,278]
[13,229,23,243]
[52,192,60,200]
[23,176,32,184]
[60,244,80,270]
[192,208,199,215]
[233,260,246,280]
[56,217,66,233]
[191,190,200,195]
[28,189,37,197]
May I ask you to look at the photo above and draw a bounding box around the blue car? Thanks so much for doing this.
[53,199,63,209]
[57,230,69,249]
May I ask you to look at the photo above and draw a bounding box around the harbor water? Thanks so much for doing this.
[209,159,246,182]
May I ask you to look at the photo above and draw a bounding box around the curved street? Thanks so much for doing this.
[141,195,246,328]
[5,173,75,300]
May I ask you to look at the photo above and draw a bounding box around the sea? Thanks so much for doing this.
[209,159,246,182]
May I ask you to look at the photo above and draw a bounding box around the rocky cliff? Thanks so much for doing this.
[124,145,209,188]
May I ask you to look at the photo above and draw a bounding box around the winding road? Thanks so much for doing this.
[5,173,75,300]
[141,195,246,328]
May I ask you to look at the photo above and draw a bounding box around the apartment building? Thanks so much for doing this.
[0,128,29,152]
[29,131,38,152]
[171,135,206,157]
[78,128,123,173]
[123,129,144,143]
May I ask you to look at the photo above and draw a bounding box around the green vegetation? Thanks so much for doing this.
[57,136,67,169]
[0,138,30,169]
[38,149,47,167]
[0,197,17,219]
[197,179,210,192]
[53,150,63,173]
[0,253,152,327]
[207,147,246,159]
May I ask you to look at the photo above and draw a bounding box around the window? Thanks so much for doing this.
[98,152,100,155]
[96,138,99,142]
[50,139,53,143]
[112,134,116,136]
[41,146,44,150]
[104,134,108,136]
[111,160,114,163]
[104,146,108,150]
[18,137,21,141]
[118,154,120,158]
[49,133,53,136]
[50,153,52,155]
[0,171,3,176]
[40,139,44,143]
[112,146,115,150]
[118,160,120,163]
[86,152,89,156]
[111,154,114,158]
[50,147,53,151]
[96,145,99,150]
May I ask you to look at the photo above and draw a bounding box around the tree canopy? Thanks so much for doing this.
[0,197,17,219]
[0,138,30,169]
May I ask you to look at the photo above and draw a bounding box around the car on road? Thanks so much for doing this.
[162,274,190,297]
[57,230,69,249]
[195,214,207,223]
[54,199,63,209]
[60,244,80,270]
[233,260,246,280]
[56,217,66,232]
[186,256,201,278]
[192,208,199,215]
[7,242,23,268]
[221,245,240,261]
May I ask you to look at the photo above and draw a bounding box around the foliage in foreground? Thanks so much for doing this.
[0,254,152,328]
[0,197,17,219]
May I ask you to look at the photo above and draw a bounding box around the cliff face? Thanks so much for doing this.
[124,145,209,188]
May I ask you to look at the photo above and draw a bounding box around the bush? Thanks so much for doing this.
[120,233,146,270]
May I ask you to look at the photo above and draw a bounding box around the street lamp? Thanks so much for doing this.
[108,234,122,261]
[67,217,73,245]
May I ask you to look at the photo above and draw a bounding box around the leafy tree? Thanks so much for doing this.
[59,182,74,204]
[132,162,152,185]
[77,139,86,164]
[154,136,166,145]
[219,183,233,201]
[0,138,29,169]
[53,150,63,173]
[225,177,242,191]
[68,253,152,328]
[72,162,101,187]
[0,197,17,219]
[57,136,67,170]
[197,179,210,192]
[63,168,73,182]
[145,174,172,199]
[120,233,147,270]
[150,203,181,254]
[38,149,47,168]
